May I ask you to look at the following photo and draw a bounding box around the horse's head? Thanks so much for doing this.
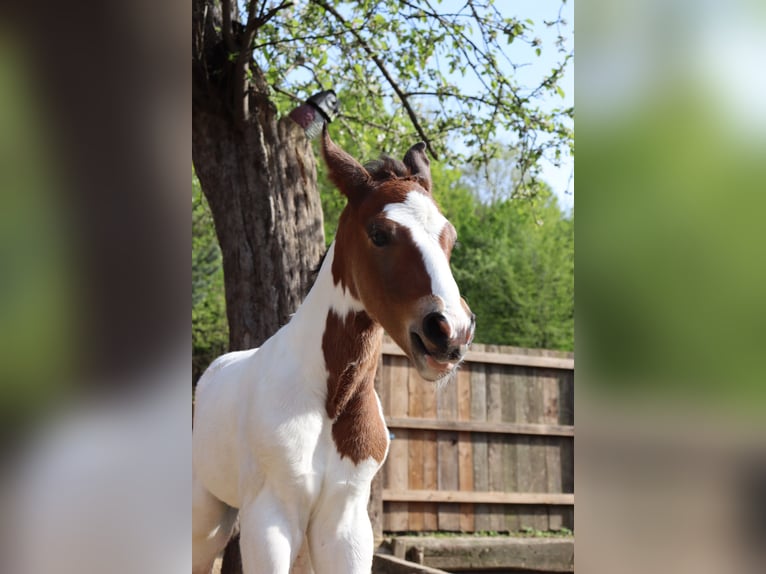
[322,128,475,382]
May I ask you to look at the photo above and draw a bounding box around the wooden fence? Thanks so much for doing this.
[370,341,574,535]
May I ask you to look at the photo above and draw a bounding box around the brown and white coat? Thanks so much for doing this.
[192,129,474,574]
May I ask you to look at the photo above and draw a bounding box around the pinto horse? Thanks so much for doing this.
[192,128,475,574]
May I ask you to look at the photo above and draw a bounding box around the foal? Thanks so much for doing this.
[192,127,475,574]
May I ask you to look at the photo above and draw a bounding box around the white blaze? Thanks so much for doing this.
[383,191,463,315]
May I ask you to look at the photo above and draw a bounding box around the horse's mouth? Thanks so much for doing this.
[409,332,456,381]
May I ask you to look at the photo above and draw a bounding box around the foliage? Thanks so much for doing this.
[452,184,574,350]
[192,172,228,382]
[239,0,572,195]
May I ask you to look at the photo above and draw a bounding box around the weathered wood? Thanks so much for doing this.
[486,347,505,531]
[377,356,390,415]
[456,367,474,531]
[386,357,410,531]
[381,343,574,370]
[510,364,531,531]
[561,429,575,529]
[369,471,384,543]
[559,370,574,531]
[406,363,425,531]
[385,417,574,437]
[389,536,574,573]
[470,363,489,531]
[436,373,459,531]
[543,378,564,530]
[502,364,520,531]
[378,342,574,535]
[421,374,439,531]
[469,342,573,359]
[559,371,574,425]
[382,489,574,505]
[527,364,550,531]
[372,553,451,574]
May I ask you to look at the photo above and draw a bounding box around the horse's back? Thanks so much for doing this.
[193,347,260,507]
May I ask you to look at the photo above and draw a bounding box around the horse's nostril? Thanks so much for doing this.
[423,312,451,347]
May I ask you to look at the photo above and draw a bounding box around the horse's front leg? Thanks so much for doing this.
[307,485,374,574]
[239,485,308,574]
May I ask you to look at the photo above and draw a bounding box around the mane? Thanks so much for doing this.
[364,156,414,182]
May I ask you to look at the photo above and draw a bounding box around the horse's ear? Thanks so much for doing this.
[321,125,371,202]
[403,142,432,193]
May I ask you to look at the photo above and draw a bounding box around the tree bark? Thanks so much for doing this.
[193,107,324,350]
[192,0,324,350]
[193,1,325,571]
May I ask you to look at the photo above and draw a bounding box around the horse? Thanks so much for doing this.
[192,126,475,574]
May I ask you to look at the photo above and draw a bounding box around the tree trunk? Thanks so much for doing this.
[193,106,325,350]
[192,0,324,349]
[193,2,325,571]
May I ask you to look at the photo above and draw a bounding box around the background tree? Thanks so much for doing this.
[192,173,228,383]
[451,184,574,349]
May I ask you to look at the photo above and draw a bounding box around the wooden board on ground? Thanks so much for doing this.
[388,536,574,573]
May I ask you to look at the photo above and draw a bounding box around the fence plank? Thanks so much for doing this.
[381,343,574,370]
[377,356,390,415]
[513,364,535,531]
[369,471,384,543]
[437,370,460,531]
[543,377,565,530]
[487,346,507,531]
[385,417,574,437]
[387,356,410,531]
[421,372,439,531]
[560,370,575,529]
[529,360,550,531]
[407,365,425,532]
[470,362,489,531]
[456,367,474,532]
[502,365,520,532]
[382,490,574,505]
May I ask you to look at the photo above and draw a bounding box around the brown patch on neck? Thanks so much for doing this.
[330,210,359,299]
[322,309,388,464]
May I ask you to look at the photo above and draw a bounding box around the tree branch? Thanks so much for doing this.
[221,0,235,52]
[252,29,346,50]
[233,0,293,123]
[311,0,438,159]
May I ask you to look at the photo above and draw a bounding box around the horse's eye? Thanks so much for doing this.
[368,227,390,247]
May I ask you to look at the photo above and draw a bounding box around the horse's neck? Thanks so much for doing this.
[287,242,383,418]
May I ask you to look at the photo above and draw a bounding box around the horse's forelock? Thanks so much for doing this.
[363,156,412,182]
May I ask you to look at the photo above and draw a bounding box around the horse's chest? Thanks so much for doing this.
[329,391,390,466]
[256,400,389,470]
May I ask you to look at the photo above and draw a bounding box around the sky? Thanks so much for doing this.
[268,0,575,210]
[417,0,574,211]
[459,0,574,211]
[524,0,574,211]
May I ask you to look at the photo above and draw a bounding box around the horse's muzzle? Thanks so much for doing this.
[410,307,475,378]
